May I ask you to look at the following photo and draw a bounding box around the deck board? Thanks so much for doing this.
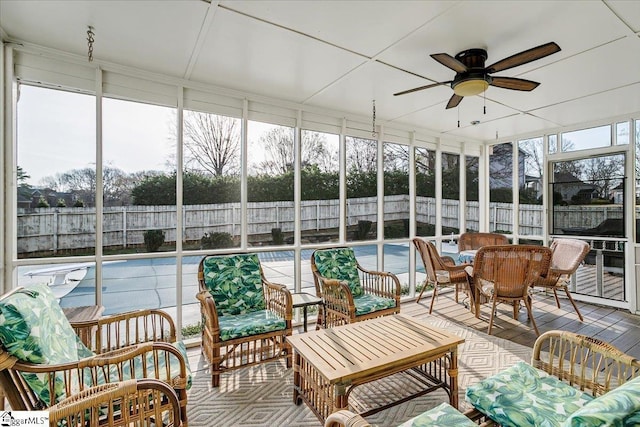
[405,290,640,360]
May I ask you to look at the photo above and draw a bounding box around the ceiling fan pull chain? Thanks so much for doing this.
[457,106,460,128]
[484,91,487,114]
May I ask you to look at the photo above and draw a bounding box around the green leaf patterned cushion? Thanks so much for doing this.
[0,284,93,364]
[398,402,477,427]
[466,361,594,427]
[202,254,266,316]
[0,284,96,405]
[218,309,286,341]
[313,248,363,297]
[561,376,640,427]
[92,341,192,391]
[353,294,395,316]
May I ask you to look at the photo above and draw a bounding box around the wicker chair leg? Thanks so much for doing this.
[487,299,498,335]
[416,280,429,304]
[429,286,438,314]
[562,287,584,321]
[552,288,561,308]
[454,283,459,303]
[523,297,540,336]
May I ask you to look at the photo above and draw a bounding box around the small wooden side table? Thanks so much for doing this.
[63,305,105,346]
[291,293,322,332]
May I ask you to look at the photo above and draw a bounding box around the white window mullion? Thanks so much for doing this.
[95,67,104,307]
[175,86,184,339]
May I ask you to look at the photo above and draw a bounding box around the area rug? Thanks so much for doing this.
[185,315,532,427]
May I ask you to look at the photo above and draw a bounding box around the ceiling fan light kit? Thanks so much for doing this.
[394,42,561,111]
[452,78,489,96]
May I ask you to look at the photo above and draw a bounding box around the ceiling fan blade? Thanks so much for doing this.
[393,81,452,96]
[431,53,468,73]
[491,76,540,91]
[486,42,561,73]
[446,94,463,109]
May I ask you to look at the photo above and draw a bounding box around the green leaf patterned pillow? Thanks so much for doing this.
[466,361,594,427]
[202,253,266,316]
[0,284,94,364]
[313,248,363,297]
[562,375,640,427]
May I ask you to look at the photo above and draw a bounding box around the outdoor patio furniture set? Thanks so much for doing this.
[0,235,625,426]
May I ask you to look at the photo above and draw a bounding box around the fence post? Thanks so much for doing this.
[276,205,280,228]
[316,201,320,231]
[53,209,58,255]
[122,208,127,248]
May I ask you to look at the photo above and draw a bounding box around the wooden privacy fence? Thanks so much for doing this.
[16,197,622,254]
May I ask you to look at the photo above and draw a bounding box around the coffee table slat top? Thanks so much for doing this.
[287,314,464,383]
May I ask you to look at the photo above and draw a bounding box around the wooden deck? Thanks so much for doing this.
[403,289,640,360]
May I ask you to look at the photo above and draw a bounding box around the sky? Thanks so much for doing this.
[18,85,175,185]
[17,85,281,186]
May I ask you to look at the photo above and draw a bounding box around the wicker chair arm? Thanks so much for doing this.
[321,279,355,317]
[532,330,640,396]
[263,280,293,321]
[356,264,401,298]
[325,409,370,427]
[48,378,183,427]
[72,309,178,354]
[196,290,220,334]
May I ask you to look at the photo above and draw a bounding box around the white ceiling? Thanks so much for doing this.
[1,0,639,142]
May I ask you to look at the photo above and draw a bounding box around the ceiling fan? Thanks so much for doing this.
[394,42,561,109]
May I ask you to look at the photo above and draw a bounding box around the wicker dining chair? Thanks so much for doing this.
[412,238,471,314]
[532,238,590,321]
[197,253,292,387]
[471,245,552,336]
[310,247,400,328]
[48,379,182,427]
[458,232,509,251]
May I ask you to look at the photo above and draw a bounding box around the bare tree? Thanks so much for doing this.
[40,165,140,206]
[183,111,240,176]
[346,136,377,172]
[256,128,331,175]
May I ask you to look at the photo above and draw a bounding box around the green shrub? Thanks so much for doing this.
[73,199,85,207]
[201,232,234,249]
[143,229,165,252]
[271,228,284,245]
[36,196,49,208]
[181,321,203,339]
[355,220,372,240]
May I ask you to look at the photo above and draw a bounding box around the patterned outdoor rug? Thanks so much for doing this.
[186,315,532,426]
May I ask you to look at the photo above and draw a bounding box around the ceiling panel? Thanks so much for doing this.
[0,1,207,78]
[393,95,522,138]
[190,8,367,102]
[606,0,640,32]
[307,61,453,126]
[491,36,640,113]
[219,1,458,58]
[530,83,640,126]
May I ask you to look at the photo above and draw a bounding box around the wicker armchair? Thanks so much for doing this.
[465,330,640,426]
[327,330,640,427]
[48,378,182,427]
[310,247,400,328]
[412,238,471,314]
[458,232,508,251]
[197,253,292,387]
[0,285,190,427]
[532,238,590,321]
[470,245,551,336]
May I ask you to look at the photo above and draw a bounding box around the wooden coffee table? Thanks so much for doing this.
[287,313,464,423]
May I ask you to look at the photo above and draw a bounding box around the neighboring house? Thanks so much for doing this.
[610,181,624,204]
[552,172,597,203]
[19,187,79,209]
[524,174,543,199]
